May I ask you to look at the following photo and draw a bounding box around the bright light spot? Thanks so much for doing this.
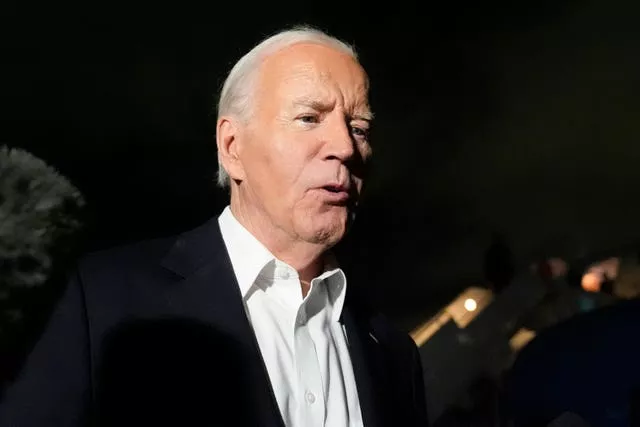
[445,286,494,328]
[581,272,602,293]
[464,298,477,312]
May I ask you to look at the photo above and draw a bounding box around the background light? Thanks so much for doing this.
[581,272,602,292]
[464,298,477,312]
[509,327,537,352]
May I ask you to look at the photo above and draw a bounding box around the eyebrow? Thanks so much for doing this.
[292,98,332,112]
[354,111,374,123]
[292,97,374,123]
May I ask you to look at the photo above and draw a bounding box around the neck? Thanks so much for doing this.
[230,193,326,284]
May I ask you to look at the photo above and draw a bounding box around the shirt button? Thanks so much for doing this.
[305,391,316,404]
[280,269,290,280]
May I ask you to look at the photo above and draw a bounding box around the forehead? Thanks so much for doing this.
[257,43,370,110]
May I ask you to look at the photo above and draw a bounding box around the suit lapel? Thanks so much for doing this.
[159,217,396,427]
[341,305,385,427]
[160,218,285,427]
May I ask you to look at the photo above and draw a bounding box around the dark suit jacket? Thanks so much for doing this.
[0,216,427,427]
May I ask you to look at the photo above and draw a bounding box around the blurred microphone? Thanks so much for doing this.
[0,145,85,348]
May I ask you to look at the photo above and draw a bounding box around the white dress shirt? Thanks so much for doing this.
[218,206,364,427]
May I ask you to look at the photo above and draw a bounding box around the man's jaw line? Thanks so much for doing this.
[229,191,337,280]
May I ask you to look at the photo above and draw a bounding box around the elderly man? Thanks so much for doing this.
[0,26,428,427]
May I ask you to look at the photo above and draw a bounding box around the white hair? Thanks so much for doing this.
[215,25,359,188]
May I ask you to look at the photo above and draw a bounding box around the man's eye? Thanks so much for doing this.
[299,115,318,124]
[351,127,369,139]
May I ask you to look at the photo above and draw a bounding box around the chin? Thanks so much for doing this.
[304,212,348,246]
[308,229,345,247]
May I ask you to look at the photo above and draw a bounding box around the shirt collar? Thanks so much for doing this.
[218,206,275,298]
[314,267,348,322]
[218,205,348,317]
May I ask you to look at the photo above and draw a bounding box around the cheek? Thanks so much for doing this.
[274,140,318,184]
[247,136,291,186]
[360,144,373,161]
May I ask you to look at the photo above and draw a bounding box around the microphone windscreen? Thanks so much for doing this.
[0,145,86,352]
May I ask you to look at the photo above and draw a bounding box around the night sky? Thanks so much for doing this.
[3,0,640,326]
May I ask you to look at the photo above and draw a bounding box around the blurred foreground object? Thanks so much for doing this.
[547,411,591,427]
[0,146,86,383]
[505,298,640,427]
[0,146,85,289]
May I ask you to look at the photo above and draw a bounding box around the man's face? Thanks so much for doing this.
[235,43,372,248]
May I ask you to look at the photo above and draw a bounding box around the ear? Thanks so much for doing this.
[216,116,246,182]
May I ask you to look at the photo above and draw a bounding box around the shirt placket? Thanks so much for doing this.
[294,299,326,427]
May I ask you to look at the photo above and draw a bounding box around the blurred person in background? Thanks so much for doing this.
[483,231,515,293]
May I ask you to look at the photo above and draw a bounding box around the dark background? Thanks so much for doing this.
[3,0,640,328]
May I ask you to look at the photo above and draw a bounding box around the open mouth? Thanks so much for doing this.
[319,185,350,204]
[323,185,347,193]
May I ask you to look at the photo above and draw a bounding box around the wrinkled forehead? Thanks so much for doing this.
[256,43,371,113]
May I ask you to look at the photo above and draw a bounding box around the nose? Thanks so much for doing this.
[323,116,355,163]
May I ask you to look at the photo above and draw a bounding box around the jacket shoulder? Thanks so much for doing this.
[77,235,176,278]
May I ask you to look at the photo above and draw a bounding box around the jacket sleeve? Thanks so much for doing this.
[0,269,92,427]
